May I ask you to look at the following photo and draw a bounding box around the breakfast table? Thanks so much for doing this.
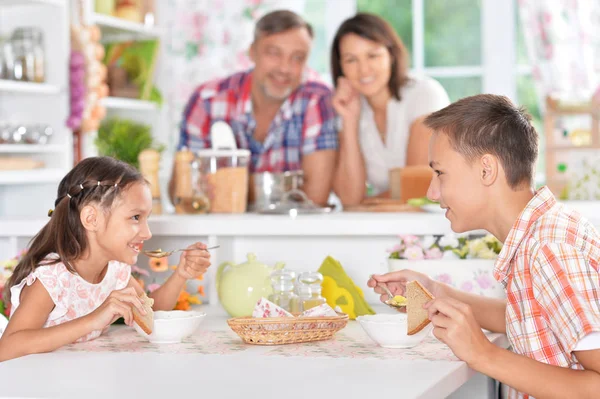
[0,305,508,399]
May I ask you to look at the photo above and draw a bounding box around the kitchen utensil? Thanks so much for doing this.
[370,275,406,310]
[144,245,220,258]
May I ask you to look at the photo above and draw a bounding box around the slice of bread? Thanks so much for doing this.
[406,280,434,335]
[132,292,154,335]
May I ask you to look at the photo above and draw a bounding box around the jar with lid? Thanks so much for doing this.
[10,27,44,82]
[291,272,326,312]
[191,149,250,213]
[268,270,297,312]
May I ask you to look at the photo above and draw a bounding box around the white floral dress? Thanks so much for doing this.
[10,254,131,342]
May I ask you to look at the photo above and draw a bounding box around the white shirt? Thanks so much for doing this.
[359,75,450,195]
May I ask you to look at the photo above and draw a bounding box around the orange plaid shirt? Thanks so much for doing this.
[494,186,600,399]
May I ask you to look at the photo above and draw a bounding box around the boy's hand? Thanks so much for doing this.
[86,287,145,330]
[425,297,494,367]
[368,270,441,304]
[176,242,211,280]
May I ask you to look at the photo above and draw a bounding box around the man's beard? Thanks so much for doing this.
[259,81,292,101]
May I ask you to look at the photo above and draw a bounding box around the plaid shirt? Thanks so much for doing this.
[178,69,338,173]
[494,186,600,399]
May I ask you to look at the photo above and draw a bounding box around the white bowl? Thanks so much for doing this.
[134,310,206,344]
[357,313,433,348]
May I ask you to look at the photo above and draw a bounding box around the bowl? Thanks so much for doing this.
[134,310,206,344]
[356,313,433,348]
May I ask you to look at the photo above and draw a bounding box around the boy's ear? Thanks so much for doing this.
[480,154,498,186]
[80,204,99,232]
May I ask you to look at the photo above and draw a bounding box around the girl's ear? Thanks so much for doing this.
[80,204,99,231]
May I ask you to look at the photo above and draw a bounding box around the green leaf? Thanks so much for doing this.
[95,118,163,169]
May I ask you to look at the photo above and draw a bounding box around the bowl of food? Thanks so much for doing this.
[134,310,206,344]
[356,313,433,348]
[357,280,435,348]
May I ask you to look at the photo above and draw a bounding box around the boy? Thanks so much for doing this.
[369,94,600,398]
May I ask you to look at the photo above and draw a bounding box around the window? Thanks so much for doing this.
[354,0,545,183]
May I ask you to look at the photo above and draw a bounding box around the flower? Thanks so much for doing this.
[424,246,443,260]
[439,234,460,249]
[399,235,419,246]
[403,245,425,260]
[147,283,161,293]
[149,257,169,272]
[387,233,502,261]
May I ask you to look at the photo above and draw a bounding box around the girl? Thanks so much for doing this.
[0,156,211,361]
[331,13,450,205]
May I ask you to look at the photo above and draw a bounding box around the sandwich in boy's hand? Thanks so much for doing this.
[406,280,434,335]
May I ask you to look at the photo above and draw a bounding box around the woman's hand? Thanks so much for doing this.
[175,242,211,280]
[85,287,145,329]
[332,77,361,130]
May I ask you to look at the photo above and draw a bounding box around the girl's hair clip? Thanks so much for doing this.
[48,209,54,217]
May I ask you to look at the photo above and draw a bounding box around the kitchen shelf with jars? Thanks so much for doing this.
[75,0,165,162]
[0,0,72,217]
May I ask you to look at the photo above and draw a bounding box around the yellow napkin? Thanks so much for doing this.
[318,256,375,320]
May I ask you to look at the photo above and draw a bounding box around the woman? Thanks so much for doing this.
[331,13,450,205]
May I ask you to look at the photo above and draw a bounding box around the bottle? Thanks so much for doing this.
[292,271,326,312]
[138,149,162,214]
[174,149,197,213]
[268,270,297,312]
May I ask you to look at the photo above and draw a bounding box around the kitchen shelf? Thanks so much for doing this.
[0,168,67,185]
[0,144,66,153]
[102,97,158,111]
[0,0,65,7]
[0,80,61,95]
[90,13,163,41]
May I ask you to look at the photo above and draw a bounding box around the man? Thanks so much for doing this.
[171,10,338,206]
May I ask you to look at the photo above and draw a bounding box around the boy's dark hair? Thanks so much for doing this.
[424,94,539,189]
[254,10,313,41]
[6,156,146,302]
[331,13,410,101]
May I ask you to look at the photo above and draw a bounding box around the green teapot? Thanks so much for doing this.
[216,253,285,317]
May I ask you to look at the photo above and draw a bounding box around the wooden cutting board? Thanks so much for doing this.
[344,198,422,213]
[0,157,45,170]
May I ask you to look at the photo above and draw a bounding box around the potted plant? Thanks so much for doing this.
[95,117,164,169]
[387,234,505,298]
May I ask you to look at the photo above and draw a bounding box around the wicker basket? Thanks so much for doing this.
[227,313,349,345]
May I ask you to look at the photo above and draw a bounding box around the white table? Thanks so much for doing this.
[0,306,508,399]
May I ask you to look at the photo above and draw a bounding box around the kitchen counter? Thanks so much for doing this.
[0,306,509,399]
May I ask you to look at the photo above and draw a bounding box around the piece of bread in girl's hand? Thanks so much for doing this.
[132,292,154,335]
[406,280,434,335]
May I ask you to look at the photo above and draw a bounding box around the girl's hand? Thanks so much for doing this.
[332,77,361,129]
[176,242,211,280]
[85,287,146,330]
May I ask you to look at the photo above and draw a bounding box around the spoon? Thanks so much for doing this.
[144,245,220,258]
[370,275,406,310]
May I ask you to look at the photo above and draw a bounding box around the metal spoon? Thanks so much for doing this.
[144,245,220,258]
[370,275,406,310]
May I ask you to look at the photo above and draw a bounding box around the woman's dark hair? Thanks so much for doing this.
[5,156,146,302]
[331,13,410,101]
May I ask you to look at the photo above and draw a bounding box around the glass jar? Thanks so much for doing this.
[292,271,326,312]
[191,149,250,213]
[268,270,297,312]
[10,27,44,83]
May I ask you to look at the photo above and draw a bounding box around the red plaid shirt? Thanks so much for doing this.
[178,69,338,173]
[494,186,600,399]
